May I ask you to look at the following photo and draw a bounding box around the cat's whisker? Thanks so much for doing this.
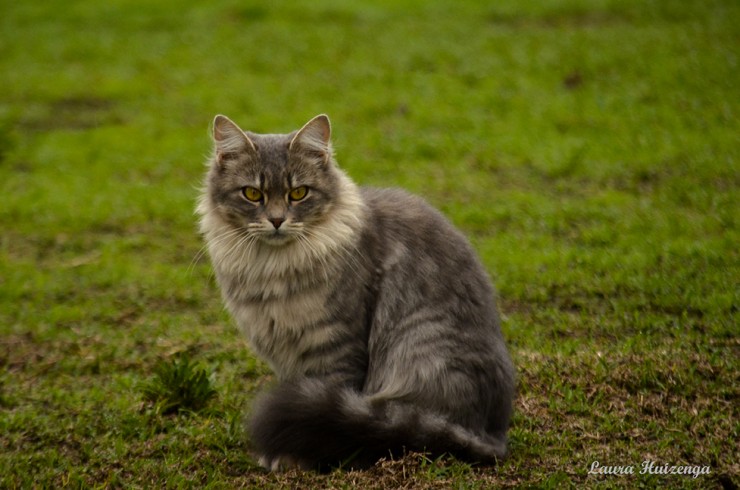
[188,247,209,275]
[301,227,364,283]
[188,227,247,276]
[219,231,257,281]
[186,230,240,278]
[298,229,341,280]
[297,225,339,277]
[208,229,249,263]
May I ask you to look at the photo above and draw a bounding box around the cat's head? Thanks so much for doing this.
[202,114,348,247]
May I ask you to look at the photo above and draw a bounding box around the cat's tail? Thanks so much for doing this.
[247,378,507,471]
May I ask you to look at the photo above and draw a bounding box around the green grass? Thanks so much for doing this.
[141,356,218,416]
[1,0,738,488]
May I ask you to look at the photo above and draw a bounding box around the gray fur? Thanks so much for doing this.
[197,114,515,470]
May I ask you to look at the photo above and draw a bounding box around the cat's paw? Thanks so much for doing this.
[257,454,303,472]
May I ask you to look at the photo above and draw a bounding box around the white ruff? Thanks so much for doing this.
[197,171,365,377]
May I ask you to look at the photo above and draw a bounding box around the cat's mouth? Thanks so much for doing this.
[258,230,295,246]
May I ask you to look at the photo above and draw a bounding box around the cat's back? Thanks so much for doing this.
[357,186,510,416]
[359,186,481,267]
[358,186,496,316]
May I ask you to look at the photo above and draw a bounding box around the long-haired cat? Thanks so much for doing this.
[197,114,515,471]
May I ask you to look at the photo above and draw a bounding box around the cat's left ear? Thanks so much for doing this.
[289,114,332,165]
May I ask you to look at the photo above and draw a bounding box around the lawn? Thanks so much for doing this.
[1,0,738,488]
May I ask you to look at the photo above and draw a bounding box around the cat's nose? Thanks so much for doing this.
[269,217,285,229]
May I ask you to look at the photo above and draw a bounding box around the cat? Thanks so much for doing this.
[197,114,515,471]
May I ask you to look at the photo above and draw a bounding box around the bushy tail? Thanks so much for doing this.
[247,378,507,471]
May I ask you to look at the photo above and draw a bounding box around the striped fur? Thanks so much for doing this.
[197,115,515,470]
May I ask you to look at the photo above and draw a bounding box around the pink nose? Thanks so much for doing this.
[269,218,285,229]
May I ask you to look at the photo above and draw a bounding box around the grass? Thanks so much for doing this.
[141,356,218,416]
[0,0,737,488]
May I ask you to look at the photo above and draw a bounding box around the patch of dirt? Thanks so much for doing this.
[20,96,123,132]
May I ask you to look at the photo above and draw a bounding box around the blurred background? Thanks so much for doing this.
[1,0,737,487]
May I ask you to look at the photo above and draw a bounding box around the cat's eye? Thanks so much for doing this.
[243,187,263,202]
[289,186,308,201]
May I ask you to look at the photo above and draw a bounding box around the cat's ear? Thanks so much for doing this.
[212,115,256,162]
[289,114,332,165]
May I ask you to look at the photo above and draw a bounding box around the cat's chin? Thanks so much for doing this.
[258,233,295,247]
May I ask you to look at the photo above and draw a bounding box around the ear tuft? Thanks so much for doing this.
[289,114,332,164]
[212,115,256,159]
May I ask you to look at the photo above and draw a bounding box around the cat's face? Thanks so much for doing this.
[205,115,340,247]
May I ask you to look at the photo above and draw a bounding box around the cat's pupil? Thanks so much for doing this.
[289,186,307,201]
[244,187,262,202]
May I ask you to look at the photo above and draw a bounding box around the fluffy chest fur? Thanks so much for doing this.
[198,167,365,379]
[227,267,336,378]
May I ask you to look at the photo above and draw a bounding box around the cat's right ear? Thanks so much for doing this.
[212,115,256,163]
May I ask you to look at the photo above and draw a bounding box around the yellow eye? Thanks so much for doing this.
[289,186,308,201]
[243,187,263,202]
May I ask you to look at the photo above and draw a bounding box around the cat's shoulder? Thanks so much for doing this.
[358,186,458,235]
[359,186,436,215]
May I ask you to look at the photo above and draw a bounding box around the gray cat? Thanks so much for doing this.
[197,114,515,471]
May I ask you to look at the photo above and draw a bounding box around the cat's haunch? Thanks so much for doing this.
[197,114,515,471]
